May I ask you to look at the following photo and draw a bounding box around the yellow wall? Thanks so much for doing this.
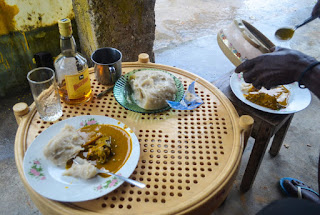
[0,0,74,35]
[0,0,74,97]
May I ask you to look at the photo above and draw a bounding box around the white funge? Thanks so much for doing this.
[129,70,177,110]
[63,157,97,179]
[43,124,85,167]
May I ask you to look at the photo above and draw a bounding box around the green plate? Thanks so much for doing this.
[113,68,184,113]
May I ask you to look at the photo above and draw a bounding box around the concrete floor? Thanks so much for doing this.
[1,0,320,214]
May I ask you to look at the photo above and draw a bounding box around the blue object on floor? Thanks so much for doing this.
[279,177,320,197]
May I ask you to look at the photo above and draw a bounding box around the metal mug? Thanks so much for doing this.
[91,47,122,85]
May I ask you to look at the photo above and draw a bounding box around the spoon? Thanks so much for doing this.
[275,16,317,41]
[98,168,146,189]
[73,160,146,188]
[96,86,114,99]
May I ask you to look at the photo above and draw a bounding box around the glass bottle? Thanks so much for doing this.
[54,18,92,105]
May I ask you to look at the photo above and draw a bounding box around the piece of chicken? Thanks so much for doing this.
[87,136,112,164]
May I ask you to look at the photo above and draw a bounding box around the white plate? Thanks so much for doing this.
[23,115,140,202]
[230,72,311,114]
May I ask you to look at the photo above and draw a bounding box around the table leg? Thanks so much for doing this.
[269,114,294,157]
[240,123,273,192]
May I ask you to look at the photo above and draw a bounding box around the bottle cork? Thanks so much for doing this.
[58,18,72,37]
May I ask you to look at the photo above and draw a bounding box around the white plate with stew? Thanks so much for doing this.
[23,115,140,202]
[230,72,311,114]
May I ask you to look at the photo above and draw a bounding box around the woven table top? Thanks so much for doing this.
[15,59,249,215]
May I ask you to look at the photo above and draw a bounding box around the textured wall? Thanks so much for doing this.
[0,0,74,97]
[72,0,156,64]
[0,0,156,97]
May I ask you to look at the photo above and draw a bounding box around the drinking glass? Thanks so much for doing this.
[27,67,62,121]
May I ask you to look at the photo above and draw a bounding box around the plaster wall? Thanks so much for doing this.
[0,0,74,97]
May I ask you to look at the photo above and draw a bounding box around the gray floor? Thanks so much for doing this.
[1,0,320,214]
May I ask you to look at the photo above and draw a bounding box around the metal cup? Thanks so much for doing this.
[91,47,122,86]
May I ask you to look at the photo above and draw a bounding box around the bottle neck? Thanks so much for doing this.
[60,35,77,55]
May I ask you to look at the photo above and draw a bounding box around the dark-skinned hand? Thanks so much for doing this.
[312,0,320,18]
[235,47,318,89]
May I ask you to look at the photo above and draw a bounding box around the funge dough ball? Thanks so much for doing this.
[129,70,177,110]
[63,157,97,179]
[43,124,84,167]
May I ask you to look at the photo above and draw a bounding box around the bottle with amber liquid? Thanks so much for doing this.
[54,18,92,105]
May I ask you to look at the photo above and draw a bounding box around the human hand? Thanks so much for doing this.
[312,0,320,18]
[235,47,318,89]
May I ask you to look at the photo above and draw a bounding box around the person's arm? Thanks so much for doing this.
[312,0,320,17]
[301,63,320,98]
[235,47,320,99]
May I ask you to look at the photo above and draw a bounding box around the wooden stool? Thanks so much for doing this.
[212,71,294,192]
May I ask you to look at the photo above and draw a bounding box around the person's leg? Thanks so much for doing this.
[318,150,320,195]
[278,150,320,203]
[281,179,320,203]
[257,198,320,215]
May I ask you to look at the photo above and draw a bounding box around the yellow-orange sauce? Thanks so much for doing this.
[244,85,290,110]
[275,28,295,41]
[67,124,132,177]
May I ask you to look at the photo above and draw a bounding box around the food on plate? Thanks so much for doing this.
[79,124,132,173]
[129,70,177,110]
[87,136,112,164]
[43,123,132,179]
[63,157,97,179]
[241,83,290,110]
[43,124,85,167]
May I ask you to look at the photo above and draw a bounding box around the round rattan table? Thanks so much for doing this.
[14,54,253,215]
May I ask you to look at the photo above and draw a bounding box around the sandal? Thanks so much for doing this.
[279,177,320,204]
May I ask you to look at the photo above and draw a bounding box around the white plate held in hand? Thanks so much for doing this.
[229,72,311,114]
